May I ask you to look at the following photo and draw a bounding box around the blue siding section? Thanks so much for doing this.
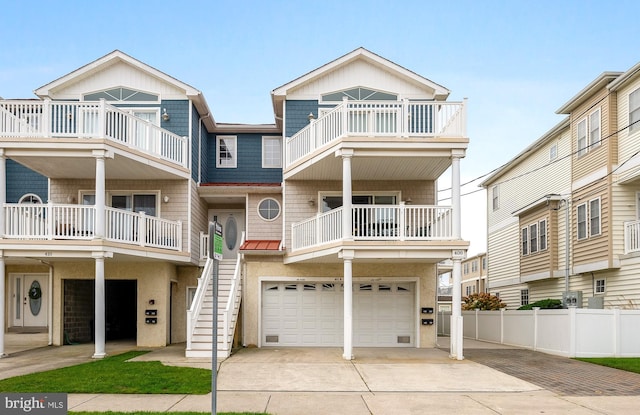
[285,100,318,137]
[7,160,48,203]
[160,100,189,137]
[206,133,282,183]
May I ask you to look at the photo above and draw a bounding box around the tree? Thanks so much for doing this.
[462,292,506,310]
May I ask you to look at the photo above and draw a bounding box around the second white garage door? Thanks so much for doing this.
[262,281,415,347]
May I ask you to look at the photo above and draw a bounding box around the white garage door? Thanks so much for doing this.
[262,281,415,347]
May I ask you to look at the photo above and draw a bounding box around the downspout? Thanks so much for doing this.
[564,198,570,294]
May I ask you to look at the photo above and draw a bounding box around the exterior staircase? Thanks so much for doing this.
[186,257,242,359]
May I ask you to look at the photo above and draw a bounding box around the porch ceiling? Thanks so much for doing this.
[285,155,452,181]
[9,152,189,180]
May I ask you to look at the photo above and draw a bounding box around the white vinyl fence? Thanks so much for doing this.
[437,307,640,358]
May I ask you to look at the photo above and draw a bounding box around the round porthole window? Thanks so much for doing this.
[258,198,281,221]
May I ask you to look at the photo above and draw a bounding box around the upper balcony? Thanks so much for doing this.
[285,99,467,180]
[0,100,189,179]
[287,204,467,263]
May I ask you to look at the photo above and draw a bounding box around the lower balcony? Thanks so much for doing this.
[291,204,453,251]
[3,203,182,251]
[625,220,640,254]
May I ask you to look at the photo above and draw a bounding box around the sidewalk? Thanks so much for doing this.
[2,333,640,414]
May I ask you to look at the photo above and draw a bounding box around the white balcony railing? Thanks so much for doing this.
[286,99,466,166]
[3,203,182,251]
[625,220,640,254]
[0,100,188,168]
[291,204,453,251]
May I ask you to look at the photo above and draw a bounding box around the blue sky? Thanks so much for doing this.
[1,0,640,255]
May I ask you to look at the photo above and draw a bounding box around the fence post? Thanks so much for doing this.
[568,306,577,358]
[614,307,621,357]
[533,307,540,351]
[500,308,505,344]
[474,308,479,340]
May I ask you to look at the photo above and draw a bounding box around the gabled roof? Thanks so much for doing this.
[270,47,450,127]
[272,47,449,98]
[34,50,216,130]
[556,72,622,114]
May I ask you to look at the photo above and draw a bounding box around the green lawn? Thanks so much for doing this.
[576,357,640,374]
[0,351,212,394]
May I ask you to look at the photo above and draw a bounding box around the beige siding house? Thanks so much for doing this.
[483,62,640,310]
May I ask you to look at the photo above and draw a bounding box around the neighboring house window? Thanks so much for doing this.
[471,261,478,273]
[577,198,601,240]
[577,203,588,240]
[549,143,557,160]
[577,109,601,156]
[465,286,472,296]
[492,185,499,211]
[595,278,606,294]
[590,198,601,236]
[262,136,282,168]
[463,263,469,274]
[577,118,587,157]
[522,227,528,255]
[539,219,547,251]
[217,136,237,168]
[590,109,601,148]
[257,198,281,221]
[482,257,486,270]
[18,193,43,204]
[630,87,640,134]
[530,223,538,254]
[521,289,529,306]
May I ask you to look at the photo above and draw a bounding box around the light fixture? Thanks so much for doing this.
[404,198,412,205]
[162,108,170,121]
[163,195,170,203]
[308,198,315,206]
[308,112,315,122]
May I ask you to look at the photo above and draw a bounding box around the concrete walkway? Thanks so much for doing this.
[2,333,640,414]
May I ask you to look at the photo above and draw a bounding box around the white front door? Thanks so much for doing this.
[209,209,245,259]
[10,274,48,328]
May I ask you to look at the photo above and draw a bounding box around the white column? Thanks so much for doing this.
[0,254,5,357]
[342,251,354,360]
[93,254,106,358]
[95,153,106,239]
[341,150,354,240]
[0,151,5,237]
[450,257,463,360]
[451,154,461,239]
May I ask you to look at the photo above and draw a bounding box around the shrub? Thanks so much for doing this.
[462,292,506,310]
[517,298,563,310]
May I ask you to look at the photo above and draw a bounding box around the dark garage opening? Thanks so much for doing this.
[64,279,137,343]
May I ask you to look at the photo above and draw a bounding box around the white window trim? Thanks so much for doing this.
[492,185,499,211]
[594,278,606,294]
[577,203,588,240]
[257,197,281,222]
[539,219,547,251]
[522,227,528,255]
[79,190,161,214]
[520,289,529,306]
[549,143,558,161]
[521,219,547,256]
[129,108,161,126]
[590,197,602,237]
[629,87,640,134]
[18,193,43,204]
[577,108,601,157]
[216,135,237,168]
[262,136,282,168]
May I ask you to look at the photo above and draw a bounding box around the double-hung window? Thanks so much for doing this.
[630,88,640,134]
[217,136,237,168]
[492,185,499,211]
[521,289,529,306]
[522,219,547,255]
[577,198,601,240]
[577,109,601,156]
[262,136,282,168]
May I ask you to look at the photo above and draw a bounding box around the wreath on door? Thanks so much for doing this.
[28,285,42,300]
